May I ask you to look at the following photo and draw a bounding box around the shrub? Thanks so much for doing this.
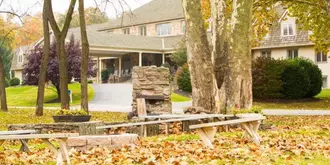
[88,80,93,84]
[252,56,286,99]
[295,58,323,97]
[176,63,192,92]
[281,61,311,99]
[161,62,170,68]
[101,69,109,83]
[5,78,9,88]
[10,77,20,86]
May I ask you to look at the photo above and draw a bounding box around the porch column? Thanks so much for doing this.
[139,52,142,66]
[162,53,165,64]
[118,57,122,77]
[97,57,100,84]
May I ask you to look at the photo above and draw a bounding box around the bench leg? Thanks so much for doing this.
[196,127,217,149]
[42,139,63,165]
[19,139,30,152]
[241,123,260,145]
[59,139,70,165]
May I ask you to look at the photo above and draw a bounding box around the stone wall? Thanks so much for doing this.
[132,66,172,114]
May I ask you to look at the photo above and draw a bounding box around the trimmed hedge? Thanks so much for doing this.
[5,78,9,88]
[252,57,323,99]
[176,63,192,92]
[10,77,20,86]
[101,69,109,83]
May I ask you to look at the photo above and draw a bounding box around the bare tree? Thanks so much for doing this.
[36,0,51,116]
[78,0,89,112]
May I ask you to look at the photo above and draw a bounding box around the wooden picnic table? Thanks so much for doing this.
[0,130,38,152]
[0,133,79,165]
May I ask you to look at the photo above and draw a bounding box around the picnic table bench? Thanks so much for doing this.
[189,116,265,148]
[0,130,38,152]
[97,114,232,136]
[0,133,79,165]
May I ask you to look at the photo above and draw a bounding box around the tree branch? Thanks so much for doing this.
[62,0,77,36]
[46,0,60,35]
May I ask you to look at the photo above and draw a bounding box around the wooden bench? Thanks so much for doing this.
[0,130,38,152]
[97,115,231,136]
[189,116,265,148]
[0,133,78,165]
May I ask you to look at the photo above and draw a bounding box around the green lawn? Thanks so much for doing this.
[254,89,330,109]
[171,93,191,102]
[6,83,94,107]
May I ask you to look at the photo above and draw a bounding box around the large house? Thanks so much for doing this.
[11,0,330,88]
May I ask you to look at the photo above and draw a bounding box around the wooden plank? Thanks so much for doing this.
[59,139,70,165]
[196,128,214,149]
[136,98,146,118]
[241,123,260,145]
[97,116,227,130]
[189,117,265,129]
[19,139,30,152]
[136,95,165,100]
[0,140,5,146]
[41,139,58,153]
[0,133,79,140]
[139,114,234,119]
[42,139,63,165]
[0,130,37,135]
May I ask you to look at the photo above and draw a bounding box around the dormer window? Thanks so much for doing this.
[18,55,23,63]
[157,23,171,36]
[282,23,294,36]
[123,28,130,35]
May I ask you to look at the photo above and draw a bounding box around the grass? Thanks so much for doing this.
[171,93,191,102]
[6,83,94,107]
[0,109,127,130]
[254,89,330,109]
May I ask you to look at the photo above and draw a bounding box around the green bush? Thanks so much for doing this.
[88,80,93,84]
[101,69,109,83]
[176,63,192,92]
[252,56,286,99]
[281,61,311,99]
[295,58,323,97]
[9,77,20,86]
[5,78,9,88]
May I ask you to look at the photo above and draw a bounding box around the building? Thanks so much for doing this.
[11,0,330,87]
[252,9,330,88]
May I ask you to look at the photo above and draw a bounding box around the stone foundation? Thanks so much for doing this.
[132,66,172,114]
[67,134,138,151]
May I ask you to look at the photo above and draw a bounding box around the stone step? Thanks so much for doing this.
[67,134,138,151]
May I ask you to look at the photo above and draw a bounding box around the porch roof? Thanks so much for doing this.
[67,27,184,54]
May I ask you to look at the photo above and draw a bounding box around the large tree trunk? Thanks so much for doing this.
[36,0,51,116]
[57,37,70,109]
[220,0,253,113]
[78,0,89,113]
[0,55,8,111]
[182,0,217,113]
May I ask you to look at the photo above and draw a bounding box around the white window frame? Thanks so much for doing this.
[323,76,328,88]
[261,50,271,58]
[139,26,147,36]
[281,23,295,36]
[123,28,130,35]
[287,49,299,59]
[316,52,328,63]
[181,20,186,34]
[18,55,23,63]
[156,23,171,36]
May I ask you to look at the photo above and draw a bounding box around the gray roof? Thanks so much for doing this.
[11,45,34,70]
[99,0,184,31]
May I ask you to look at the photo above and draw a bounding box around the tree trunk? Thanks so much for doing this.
[55,85,61,101]
[36,0,51,116]
[182,0,217,113]
[221,0,253,113]
[78,0,89,113]
[57,36,70,109]
[0,55,8,111]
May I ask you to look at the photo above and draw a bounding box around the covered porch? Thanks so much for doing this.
[90,47,170,84]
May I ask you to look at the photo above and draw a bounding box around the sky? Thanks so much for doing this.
[0,0,151,19]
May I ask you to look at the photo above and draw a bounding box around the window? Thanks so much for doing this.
[139,26,147,36]
[123,28,130,35]
[282,23,294,36]
[323,76,328,88]
[287,49,298,59]
[261,50,271,58]
[316,52,327,63]
[18,55,23,63]
[181,21,186,34]
[156,23,171,36]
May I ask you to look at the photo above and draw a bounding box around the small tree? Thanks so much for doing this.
[170,41,187,67]
[23,35,96,100]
